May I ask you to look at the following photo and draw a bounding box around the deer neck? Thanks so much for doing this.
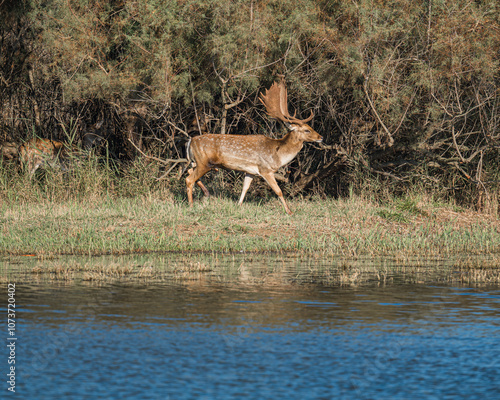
[275,130,304,166]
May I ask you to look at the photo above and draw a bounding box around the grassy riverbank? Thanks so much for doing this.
[1,190,499,258]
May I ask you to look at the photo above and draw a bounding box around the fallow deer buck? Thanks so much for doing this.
[186,79,322,215]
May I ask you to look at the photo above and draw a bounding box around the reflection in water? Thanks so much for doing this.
[1,254,500,399]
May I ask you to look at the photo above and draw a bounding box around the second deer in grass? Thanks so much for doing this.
[18,138,66,177]
[18,121,105,177]
[186,78,322,215]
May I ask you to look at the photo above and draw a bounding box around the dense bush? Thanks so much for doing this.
[1,0,499,211]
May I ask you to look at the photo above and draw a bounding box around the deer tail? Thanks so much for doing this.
[181,137,194,176]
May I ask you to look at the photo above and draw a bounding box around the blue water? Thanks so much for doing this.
[5,282,500,399]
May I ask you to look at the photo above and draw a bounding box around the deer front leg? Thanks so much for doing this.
[261,172,292,215]
[238,174,254,205]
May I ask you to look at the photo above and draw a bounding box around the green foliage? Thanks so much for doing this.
[27,0,322,103]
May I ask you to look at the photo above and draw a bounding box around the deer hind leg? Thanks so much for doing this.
[261,172,292,215]
[238,174,254,205]
[196,181,210,198]
[186,165,211,205]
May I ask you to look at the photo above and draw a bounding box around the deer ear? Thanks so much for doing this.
[284,122,296,131]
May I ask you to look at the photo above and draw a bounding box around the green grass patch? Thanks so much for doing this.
[1,161,499,257]
[1,194,499,257]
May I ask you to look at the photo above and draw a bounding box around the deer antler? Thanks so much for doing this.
[259,77,314,124]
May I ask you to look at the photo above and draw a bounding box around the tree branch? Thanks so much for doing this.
[128,138,187,165]
[363,79,394,147]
